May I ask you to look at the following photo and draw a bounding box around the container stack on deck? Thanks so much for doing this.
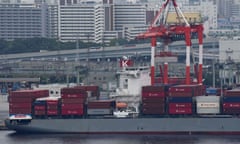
[33,100,46,117]
[167,85,202,115]
[223,89,240,115]
[74,86,100,100]
[87,100,116,115]
[9,90,49,116]
[46,99,59,116]
[141,85,167,115]
[61,87,87,117]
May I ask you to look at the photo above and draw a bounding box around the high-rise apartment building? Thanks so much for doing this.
[47,4,59,38]
[113,3,146,38]
[0,2,48,40]
[59,3,95,42]
[59,0,147,43]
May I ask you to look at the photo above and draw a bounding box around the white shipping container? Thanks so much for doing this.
[196,96,220,114]
[197,102,219,108]
[196,96,220,102]
[197,108,220,114]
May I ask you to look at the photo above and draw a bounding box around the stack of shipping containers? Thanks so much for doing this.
[141,85,167,115]
[223,89,240,114]
[46,99,60,116]
[34,98,60,117]
[61,87,87,117]
[87,100,116,115]
[75,86,100,100]
[33,100,47,117]
[9,90,49,116]
[168,85,202,115]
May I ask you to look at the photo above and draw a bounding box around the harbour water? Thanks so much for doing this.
[1,131,240,144]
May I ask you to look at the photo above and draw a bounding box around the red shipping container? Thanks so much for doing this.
[61,93,87,99]
[169,107,192,114]
[142,92,165,97]
[61,98,85,104]
[34,110,46,116]
[168,92,193,97]
[223,103,240,108]
[142,86,165,93]
[61,109,84,115]
[34,105,46,111]
[169,86,194,93]
[9,89,49,98]
[9,102,32,109]
[224,90,240,97]
[142,102,165,108]
[47,105,58,110]
[61,87,87,95]
[223,108,240,114]
[75,85,99,91]
[70,86,100,97]
[169,85,202,96]
[61,103,84,109]
[8,97,33,103]
[9,108,32,114]
[169,103,192,108]
[142,97,165,103]
[47,110,58,115]
[47,104,58,108]
[142,108,165,114]
[46,100,59,105]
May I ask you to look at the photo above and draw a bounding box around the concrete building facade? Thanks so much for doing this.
[0,2,48,40]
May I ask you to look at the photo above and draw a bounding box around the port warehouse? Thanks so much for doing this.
[8,85,240,120]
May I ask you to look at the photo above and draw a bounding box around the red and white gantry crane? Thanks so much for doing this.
[137,0,204,86]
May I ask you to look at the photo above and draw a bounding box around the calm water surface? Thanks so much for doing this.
[1,131,240,144]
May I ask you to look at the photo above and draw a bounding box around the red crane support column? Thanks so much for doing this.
[151,37,157,85]
[197,25,204,85]
[185,26,191,85]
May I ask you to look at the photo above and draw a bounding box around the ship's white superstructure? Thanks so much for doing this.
[110,59,150,111]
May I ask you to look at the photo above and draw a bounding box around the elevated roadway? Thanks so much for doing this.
[0,38,219,63]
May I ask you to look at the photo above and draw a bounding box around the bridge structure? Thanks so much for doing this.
[0,39,219,64]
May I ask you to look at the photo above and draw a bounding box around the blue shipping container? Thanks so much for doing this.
[34,100,46,105]
[223,97,240,102]
[168,97,192,103]
[206,88,217,95]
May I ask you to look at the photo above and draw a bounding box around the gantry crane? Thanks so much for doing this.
[137,0,204,85]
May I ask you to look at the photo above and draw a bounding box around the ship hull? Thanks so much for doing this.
[5,117,240,135]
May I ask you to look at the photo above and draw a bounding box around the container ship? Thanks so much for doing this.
[5,0,240,134]
[4,63,240,135]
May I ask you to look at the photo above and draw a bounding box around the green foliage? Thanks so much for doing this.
[0,38,100,54]
[109,38,150,46]
[0,37,148,54]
